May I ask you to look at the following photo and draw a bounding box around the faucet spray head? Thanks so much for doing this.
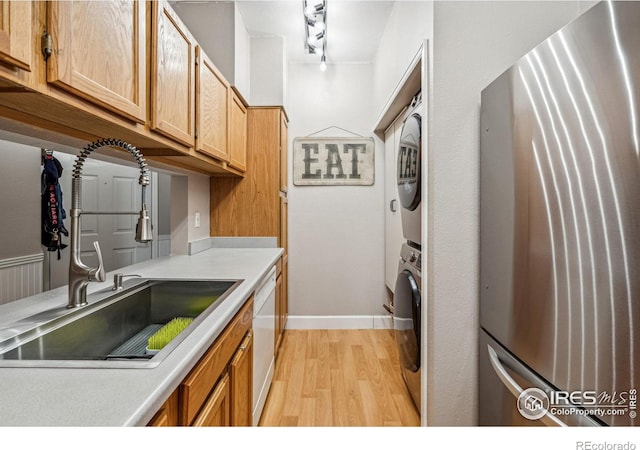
[135,205,153,243]
[135,184,152,243]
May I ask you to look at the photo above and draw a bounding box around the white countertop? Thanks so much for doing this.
[0,247,283,426]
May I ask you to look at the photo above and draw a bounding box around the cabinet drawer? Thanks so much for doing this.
[179,297,253,425]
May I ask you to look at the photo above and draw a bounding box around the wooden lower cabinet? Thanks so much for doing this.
[192,373,231,427]
[274,270,283,356]
[147,390,179,427]
[282,259,288,331]
[274,258,288,358]
[148,297,253,427]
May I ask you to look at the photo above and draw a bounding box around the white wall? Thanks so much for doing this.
[0,141,43,304]
[287,62,385,321]
[187,173,210,242]
[157,173,172,236]
[0,141,41,259]
[172,2,235,81]
[250,37,286,107]
[169,172,210,256]
[234,2,251,100]
[427,0,592,426]
[372,1,434,120]
[172,1,251,100]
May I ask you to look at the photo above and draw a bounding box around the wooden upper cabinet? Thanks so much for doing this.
[151,0,195,147]
[195,47,229,162]
[280,112,288,191]
[46,1,146,123]
[228,89,247,172]
[0,0,31,71]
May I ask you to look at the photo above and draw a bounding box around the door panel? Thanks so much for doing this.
[47,1,146,122]
[151,0,195,146]
[79,174,100,269]
[192,373,230,427]
[0,0,31,71]
[230,333,253,426]
[228,91,247,171]
[46,154,152,289]
[279,113,288,191]
[384,122,405,291]
[196,47,229,161]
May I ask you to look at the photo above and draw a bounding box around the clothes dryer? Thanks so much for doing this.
[397,101,422,247]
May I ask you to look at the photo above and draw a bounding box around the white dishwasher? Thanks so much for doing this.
[252,266,276,426]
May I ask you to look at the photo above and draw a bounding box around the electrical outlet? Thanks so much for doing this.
[195,211,201,228]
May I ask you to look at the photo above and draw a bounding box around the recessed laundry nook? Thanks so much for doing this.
[0,2,636,444]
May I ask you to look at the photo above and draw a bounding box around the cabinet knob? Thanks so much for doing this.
[390,199,397,212]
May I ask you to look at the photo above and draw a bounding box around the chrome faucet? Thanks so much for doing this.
[68,138,153,308]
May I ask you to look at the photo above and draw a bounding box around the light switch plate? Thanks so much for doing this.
[195,211,201,228]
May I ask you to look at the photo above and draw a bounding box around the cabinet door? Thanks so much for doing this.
[0,0,30,71]
[384,122,405,292]
[230,332,253,426]
[196,47,229,162]
[147,390,179,426]
[151,0,195,146]
[279,112,288,191]
[282,259,288,331]
[275,271,283,355]
[47,1,146,122]
[228,90,247,172]
[192,373,231,427]
[279,194,288,256]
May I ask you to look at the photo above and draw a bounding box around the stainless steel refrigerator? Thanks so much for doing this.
[479,1,639,427]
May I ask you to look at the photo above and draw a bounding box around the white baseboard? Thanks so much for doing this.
[286,315,393,330]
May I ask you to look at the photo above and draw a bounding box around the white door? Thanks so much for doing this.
[45,154,153,289]
[80,160,152,272]
[384,120,406,292]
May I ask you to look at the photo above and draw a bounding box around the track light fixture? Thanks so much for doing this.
[304,0,325,19]
[303,0,327,70]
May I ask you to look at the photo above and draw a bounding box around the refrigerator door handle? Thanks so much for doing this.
[487,345,566,427]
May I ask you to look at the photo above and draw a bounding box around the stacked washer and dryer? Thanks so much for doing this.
[393,94,423,414]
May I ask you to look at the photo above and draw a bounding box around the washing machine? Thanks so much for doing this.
[394,243,422,413]
[397,98,422,248]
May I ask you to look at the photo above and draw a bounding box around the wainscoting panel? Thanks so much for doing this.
[0,254,44,305]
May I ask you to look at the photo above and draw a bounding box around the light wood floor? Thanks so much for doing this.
[259,329,420,426]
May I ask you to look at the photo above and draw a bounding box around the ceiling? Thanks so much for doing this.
[235,1,395,64]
